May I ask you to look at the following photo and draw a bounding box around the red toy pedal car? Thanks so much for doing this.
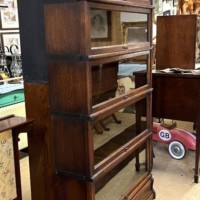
[153,122,196,160]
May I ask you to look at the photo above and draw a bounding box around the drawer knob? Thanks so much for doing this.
[125,147,129,152]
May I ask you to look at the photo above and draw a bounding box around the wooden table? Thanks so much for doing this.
[135,70,200,183]
[0,115,34,200]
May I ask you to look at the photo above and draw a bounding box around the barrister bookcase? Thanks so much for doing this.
[19,0,155,199]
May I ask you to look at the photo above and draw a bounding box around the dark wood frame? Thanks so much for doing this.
[91,10,111,41]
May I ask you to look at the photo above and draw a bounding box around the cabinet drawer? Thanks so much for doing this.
[0,90,24,107]
[123,174,154,200]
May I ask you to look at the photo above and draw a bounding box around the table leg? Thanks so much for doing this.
[12,131,22,200]
[194,121,200,183]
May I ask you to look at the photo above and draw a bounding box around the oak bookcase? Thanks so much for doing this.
[19,0,155,199]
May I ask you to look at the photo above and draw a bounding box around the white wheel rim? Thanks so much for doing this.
[168,141,185,160]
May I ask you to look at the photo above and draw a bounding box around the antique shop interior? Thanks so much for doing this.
[1,0,200,200]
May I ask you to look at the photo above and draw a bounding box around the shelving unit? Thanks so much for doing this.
[19,0,155,199]
[44,0,154,199]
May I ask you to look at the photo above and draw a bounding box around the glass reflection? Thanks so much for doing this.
[95,152,146,199]
[92,56,148,106]
[93,99,147,165]
[90,9,148,48]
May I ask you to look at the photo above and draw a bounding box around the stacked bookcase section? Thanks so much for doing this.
[44,0,155,199]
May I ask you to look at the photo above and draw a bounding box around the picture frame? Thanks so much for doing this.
[0,0,19,29]
[157,0,163,13]
[90,9,111,41]
[122,21,148,63]
[1,32,21,55]
[173,0,178,6]
[154,0,163,13]
[122,21,147,44]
